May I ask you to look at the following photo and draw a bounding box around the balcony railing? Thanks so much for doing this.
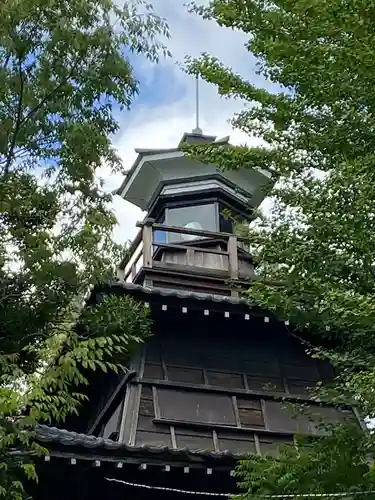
[118,218,252,287]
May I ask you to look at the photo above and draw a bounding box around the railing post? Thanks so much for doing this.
[228,235,239,280]
[142,219,154,268]
[186,247,195,266]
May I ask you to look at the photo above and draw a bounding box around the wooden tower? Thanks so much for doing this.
[34,131,358,500]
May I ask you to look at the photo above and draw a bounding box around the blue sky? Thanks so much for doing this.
[103,0,276,243]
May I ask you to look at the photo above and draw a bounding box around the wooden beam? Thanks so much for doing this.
[123,245,143,281]
[138,220,233,240]
[156,241,229,257]
[87,370,136,435]
[118,228,143,269]
[140,378,329,407]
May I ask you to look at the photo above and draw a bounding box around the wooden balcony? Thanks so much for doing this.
[117,219,254,297]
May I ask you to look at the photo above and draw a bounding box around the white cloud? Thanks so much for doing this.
[103,0,271,245]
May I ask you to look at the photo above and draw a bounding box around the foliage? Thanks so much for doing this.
[185,0,375,496]
[236,425,375,500]
[1,295,151,499]
[0,0,166,497]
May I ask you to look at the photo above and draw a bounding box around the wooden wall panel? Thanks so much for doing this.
[264,400,310,434]
[206,370,244,389]
[157,388,236,426]
[145,340,162,363]
[174,427,215,450]
[167,366,204,384]
[135,430,172,447]
[246,375,284,393]
[135,385,172,446]
[237,398,264,428]
[259,436,293,456]
[143,362,164,380]
[264,400,353,435]
[216,431,256,454]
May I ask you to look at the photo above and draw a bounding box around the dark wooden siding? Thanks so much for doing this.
[125,313,354,456]
[130,382,353,456]
[143,326,333,397]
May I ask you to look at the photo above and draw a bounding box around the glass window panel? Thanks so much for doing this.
[154,230,167,243]
[219,204,233,233]
[166,204,217,242]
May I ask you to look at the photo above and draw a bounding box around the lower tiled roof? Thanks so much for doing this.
[35,425,243,464]
[102,280,250,306]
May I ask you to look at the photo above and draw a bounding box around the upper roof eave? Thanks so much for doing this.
[113,140,278,198]
[114,148,182,196]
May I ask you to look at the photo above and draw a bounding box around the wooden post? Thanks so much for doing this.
[142,220,153,268]
[186,247,195,266]
[228,235,238,279]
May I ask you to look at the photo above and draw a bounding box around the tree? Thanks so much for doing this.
[185,0,375,495]
[0,0,168,497]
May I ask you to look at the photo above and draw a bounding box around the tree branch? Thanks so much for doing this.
[2,57,24,179]
[19,60,79,129]
[1,59,79,179]
[2,54,10,70]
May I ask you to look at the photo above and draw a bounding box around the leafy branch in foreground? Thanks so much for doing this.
[0,294,151,499]
[236,426,375,500]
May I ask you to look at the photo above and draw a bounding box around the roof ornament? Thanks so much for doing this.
[192,75,203,135]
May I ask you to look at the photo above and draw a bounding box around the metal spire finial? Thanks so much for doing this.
[192,75,203,135]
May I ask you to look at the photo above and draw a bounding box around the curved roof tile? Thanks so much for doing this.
[36,425,243,462]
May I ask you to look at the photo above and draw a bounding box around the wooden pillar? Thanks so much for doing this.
[228,235,238,279]
[142,219,154,268]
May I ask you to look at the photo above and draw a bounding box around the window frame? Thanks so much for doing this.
[136,382,356,437]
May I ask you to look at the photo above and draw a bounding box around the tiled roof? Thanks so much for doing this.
[101,280,251,306]
[35,426,242,464]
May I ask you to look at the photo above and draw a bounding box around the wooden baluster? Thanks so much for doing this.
[228,235,239,297]
[186,247,195,266]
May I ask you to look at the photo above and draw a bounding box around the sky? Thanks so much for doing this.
[103,0,276,244]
